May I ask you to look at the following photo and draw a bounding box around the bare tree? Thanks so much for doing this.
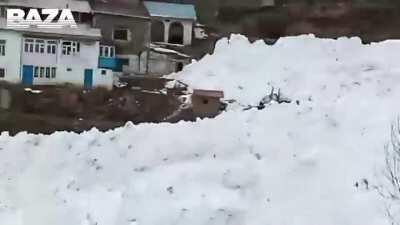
[377,120,400,225]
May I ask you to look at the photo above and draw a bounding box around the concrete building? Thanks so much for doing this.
[0,30,22,84]
[143,0,197,75]
[18,26,113,89]
[0,0,114,89]
[91,0,151,75]
[144,1,197,46]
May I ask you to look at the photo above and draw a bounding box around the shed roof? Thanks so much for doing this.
[0,0,91,13]
[193,89,224,98]
[144,1,197,20]
[91,0,150,19]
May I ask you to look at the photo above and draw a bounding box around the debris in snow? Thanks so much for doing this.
[24,88,43,94]
[167,186,174,194]
[115,81,128,88]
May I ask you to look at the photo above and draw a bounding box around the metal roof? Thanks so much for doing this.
[144,1,197,20]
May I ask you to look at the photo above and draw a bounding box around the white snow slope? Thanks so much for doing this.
[1,34,400,225]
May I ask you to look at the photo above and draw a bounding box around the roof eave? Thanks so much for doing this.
[93,10,151,20]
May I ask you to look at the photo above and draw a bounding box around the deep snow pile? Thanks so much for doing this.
[1,35,400,225]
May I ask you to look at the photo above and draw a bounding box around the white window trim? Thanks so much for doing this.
[24,38,57,55]
[33,66,57,79]
[46,40,57,54]
[99,45,115,58]
[62,41,80,56]
[24,39,34,53]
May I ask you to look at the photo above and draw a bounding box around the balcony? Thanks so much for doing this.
[98,57,126,72]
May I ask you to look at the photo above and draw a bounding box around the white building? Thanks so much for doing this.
[18,28,113,89]
[0,0,114,89]
[0,29,22,84]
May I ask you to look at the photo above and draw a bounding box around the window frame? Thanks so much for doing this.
[51,67,56,78]
[99,45,115,58]
[0,68,5,78]
[33,66,57,79]
[62,41,80,56]
[36,40,45,54]
[113,28,130,41]
[24,39,34,53]
[0,40,5,56]
[46,40,57,54]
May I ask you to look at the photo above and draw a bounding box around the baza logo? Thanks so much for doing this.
[7,9,77,29]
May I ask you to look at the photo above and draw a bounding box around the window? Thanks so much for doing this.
[24,39,34,53]
[72,12,81,23]
[113,29,129,41]
[34,66,39,78]
[25,38,57,54]
[0,68,5,78]
[0,40,5,56]
[0,7,6,18]
[67,68,72,72]
[35,40,45,53]
[39,67,45,78]
[99,45,115,58]
[101,69,107,75]
[62,41,80,55]
[105,47,109,57]
[33,66,56,79]
[45,67,50,78]
[51,67,56,78]
[47,40,57,54]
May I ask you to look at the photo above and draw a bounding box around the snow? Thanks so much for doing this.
[150,45,191,58]
[1,34,400,225]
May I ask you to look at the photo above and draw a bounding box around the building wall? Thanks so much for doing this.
[147,51,190,75]
[94,68,114,89]
[154,18,194,45]
[21,37,113,89]
[191,95,222,118]
[93,14,151,55]
[0,31,22,83]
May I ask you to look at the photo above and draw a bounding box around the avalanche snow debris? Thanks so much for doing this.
[1,34,400,225]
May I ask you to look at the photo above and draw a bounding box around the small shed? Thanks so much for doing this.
[192,89,224,118]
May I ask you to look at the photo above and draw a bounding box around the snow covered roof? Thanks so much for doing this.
[0,18,101,40]
[0,0,91,13]
[144,1,197,20]
[150,44,191,58]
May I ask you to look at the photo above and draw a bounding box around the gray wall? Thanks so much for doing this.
[93,14,151,56]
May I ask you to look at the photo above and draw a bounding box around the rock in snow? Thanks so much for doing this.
[1,34,400,225]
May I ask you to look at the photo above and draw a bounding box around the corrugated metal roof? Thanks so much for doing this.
[144,1,197,20]
[0,0,91,13]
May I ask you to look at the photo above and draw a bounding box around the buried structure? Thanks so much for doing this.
[0,79,225,134]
